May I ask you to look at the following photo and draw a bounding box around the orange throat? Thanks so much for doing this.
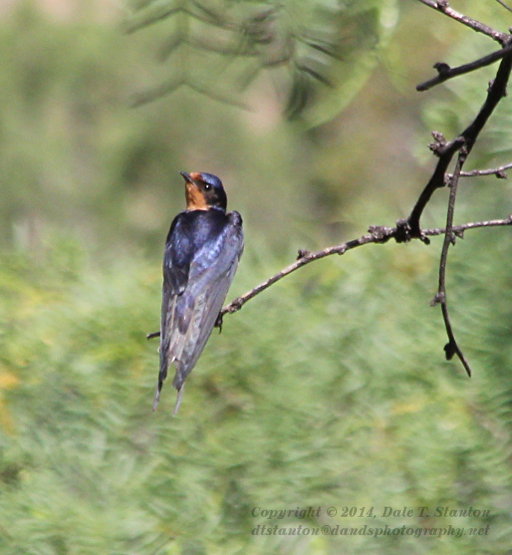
[186,182,208,210]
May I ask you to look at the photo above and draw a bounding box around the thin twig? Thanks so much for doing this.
[495,0,512,14]
[457,161,512,178]
[417,43,512,91]
[417,0,509,45]
[220,228,393,318]
[218,215,512,319]
[432,149,472,376]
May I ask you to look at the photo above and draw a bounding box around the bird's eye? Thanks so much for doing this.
[204,183,212,191]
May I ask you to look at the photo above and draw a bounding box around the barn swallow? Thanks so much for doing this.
[153,171,243,414]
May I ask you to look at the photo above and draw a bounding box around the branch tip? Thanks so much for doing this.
[444,340,456,360]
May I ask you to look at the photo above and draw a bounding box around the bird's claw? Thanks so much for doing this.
[214,312,224,333]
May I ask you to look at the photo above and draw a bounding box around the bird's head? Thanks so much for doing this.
[181,171,227,212]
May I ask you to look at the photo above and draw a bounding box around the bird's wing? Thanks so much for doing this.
[154,215,192,410]
[155,215,243,412]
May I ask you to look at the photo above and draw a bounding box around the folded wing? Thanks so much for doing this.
[154,212,243,413]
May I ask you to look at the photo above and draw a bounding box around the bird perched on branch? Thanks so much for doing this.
[152,171,244,414]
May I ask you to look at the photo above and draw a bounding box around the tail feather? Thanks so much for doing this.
[152,385,161,411]
[152,354,168,411]
[173,385,185,415]
[153,357,187,414]
[153,380,184,416]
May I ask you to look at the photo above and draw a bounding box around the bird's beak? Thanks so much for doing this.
[180,171,193,183]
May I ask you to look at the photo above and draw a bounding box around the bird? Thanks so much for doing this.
[153,171,244,414]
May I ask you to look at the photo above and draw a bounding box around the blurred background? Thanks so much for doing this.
[0,0,511,553]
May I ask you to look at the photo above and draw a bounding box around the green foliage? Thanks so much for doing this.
[1,229,512,553]
[125,0,399,126]
[0,2,404,259]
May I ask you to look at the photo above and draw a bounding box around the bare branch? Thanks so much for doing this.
[432,148,472,376]
[417,43,512,91]
[218,215,512,320]
[425,215,512,233]
[405,52,512,240]
[456,161,512,179]
[495,0,512,14]
[417,0,510,45]
[222,5,512,374]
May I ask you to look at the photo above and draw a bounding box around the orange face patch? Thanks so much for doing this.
[185,181,208,210]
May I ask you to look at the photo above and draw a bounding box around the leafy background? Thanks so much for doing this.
[0,1,511,553]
